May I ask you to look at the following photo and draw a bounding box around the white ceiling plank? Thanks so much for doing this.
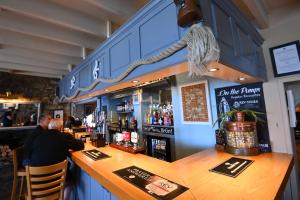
[12,71,62,79]
[82,0,147,19]
[0,0,106,36]
[0,45,82,65]
[0,29,81,57]
[50,0,125,25]
[0,62,68,75]
[0,53,68,70]
[0,11,103,49]
[241,0,269,29]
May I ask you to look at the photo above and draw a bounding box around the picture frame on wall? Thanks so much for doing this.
[269,40,300,77]
[179,80,211,124]
[53,109,64,119]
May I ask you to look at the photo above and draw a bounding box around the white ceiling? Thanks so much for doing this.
[0,0,149,78]
[0,0,298,79]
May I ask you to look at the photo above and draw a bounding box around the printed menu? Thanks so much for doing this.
[82,149,110,160]
[113,166,188,199]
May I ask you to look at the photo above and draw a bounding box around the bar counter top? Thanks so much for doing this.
[71,144,293,200]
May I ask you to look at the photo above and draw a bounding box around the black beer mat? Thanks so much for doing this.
[113,166,188,200]
[82,149,110,160]
[209,157,254,178]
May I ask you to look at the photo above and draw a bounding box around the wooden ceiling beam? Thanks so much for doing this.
[0,62,68,76]
[0,11,103,49]
[82,0,147,19]
[0,29,81,57]
[0,45,82,65]
[0,53,68,70]
[0,0,106,36]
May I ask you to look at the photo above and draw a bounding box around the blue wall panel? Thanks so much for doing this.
[110,34,131,73]
[76,168,91,200]
[79,65,91,88]
[140,3,179,57]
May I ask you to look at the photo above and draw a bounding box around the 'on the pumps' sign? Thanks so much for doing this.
[215,82,271,152]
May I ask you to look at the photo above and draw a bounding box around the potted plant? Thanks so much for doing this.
[214,108,264,128]
[214,108,265,156]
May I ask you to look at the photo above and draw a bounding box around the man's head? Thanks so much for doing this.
[39,114,52,129]
[48,118,63,131]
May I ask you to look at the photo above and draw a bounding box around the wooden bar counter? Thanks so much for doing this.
[71,144,293,200]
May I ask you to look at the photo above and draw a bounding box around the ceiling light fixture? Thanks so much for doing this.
[208,68,219,72]
[132,80,139,83]
[105,89,109,92]
[239,77,246,81]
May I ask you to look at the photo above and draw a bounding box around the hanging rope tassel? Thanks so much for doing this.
[185,24,220,76]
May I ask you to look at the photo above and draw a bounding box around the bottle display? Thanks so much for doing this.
[110,95,141,149]
[144,103,173,126]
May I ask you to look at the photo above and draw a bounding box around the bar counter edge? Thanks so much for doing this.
[71,144,293,200]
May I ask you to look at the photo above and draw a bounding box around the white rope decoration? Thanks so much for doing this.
[60,24,220,101]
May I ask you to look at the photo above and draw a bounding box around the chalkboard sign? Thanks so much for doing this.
[215,83,271,152]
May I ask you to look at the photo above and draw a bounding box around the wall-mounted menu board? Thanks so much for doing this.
[215,83,271,152]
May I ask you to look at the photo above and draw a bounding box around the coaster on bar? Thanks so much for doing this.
[113,165,188,200]
[82,149,110,160]
[209,157,254,178]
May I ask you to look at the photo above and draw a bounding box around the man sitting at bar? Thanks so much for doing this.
[23,113,52,164]
[23,118,84,166]
[23,118,84,199]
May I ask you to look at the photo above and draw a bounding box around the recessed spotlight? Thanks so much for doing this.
[105,89,109,92]
[208,68,219,72]
[239,77,246,81]
[132,80,139,83]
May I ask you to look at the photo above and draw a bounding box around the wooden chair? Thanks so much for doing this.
[25,160,68,200]
[11,147,26,200]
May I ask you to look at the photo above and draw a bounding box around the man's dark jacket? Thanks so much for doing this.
[23,126,84,166]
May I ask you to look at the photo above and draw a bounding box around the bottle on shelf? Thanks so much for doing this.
[118,116,122,132]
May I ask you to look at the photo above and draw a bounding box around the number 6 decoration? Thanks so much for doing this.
[93,60,101,80]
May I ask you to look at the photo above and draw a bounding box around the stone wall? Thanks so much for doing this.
[0,72,67,115]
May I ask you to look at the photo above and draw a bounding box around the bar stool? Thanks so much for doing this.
[25,160,68,200]
[11,146,26,200]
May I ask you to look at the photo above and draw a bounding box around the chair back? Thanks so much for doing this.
[11,146,26,200]
[12,146,24,176]
[25,160,68,200]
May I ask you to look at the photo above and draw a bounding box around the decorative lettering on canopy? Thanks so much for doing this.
[93,60,101,80]
[70,76,76,90]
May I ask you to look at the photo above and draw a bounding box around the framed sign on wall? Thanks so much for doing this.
[53,110,63,119]
[269,40,300,77]
[179,80,211,124]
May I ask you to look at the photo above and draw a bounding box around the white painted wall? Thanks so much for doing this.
[261,2,300,154]
[260,3,300,199]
